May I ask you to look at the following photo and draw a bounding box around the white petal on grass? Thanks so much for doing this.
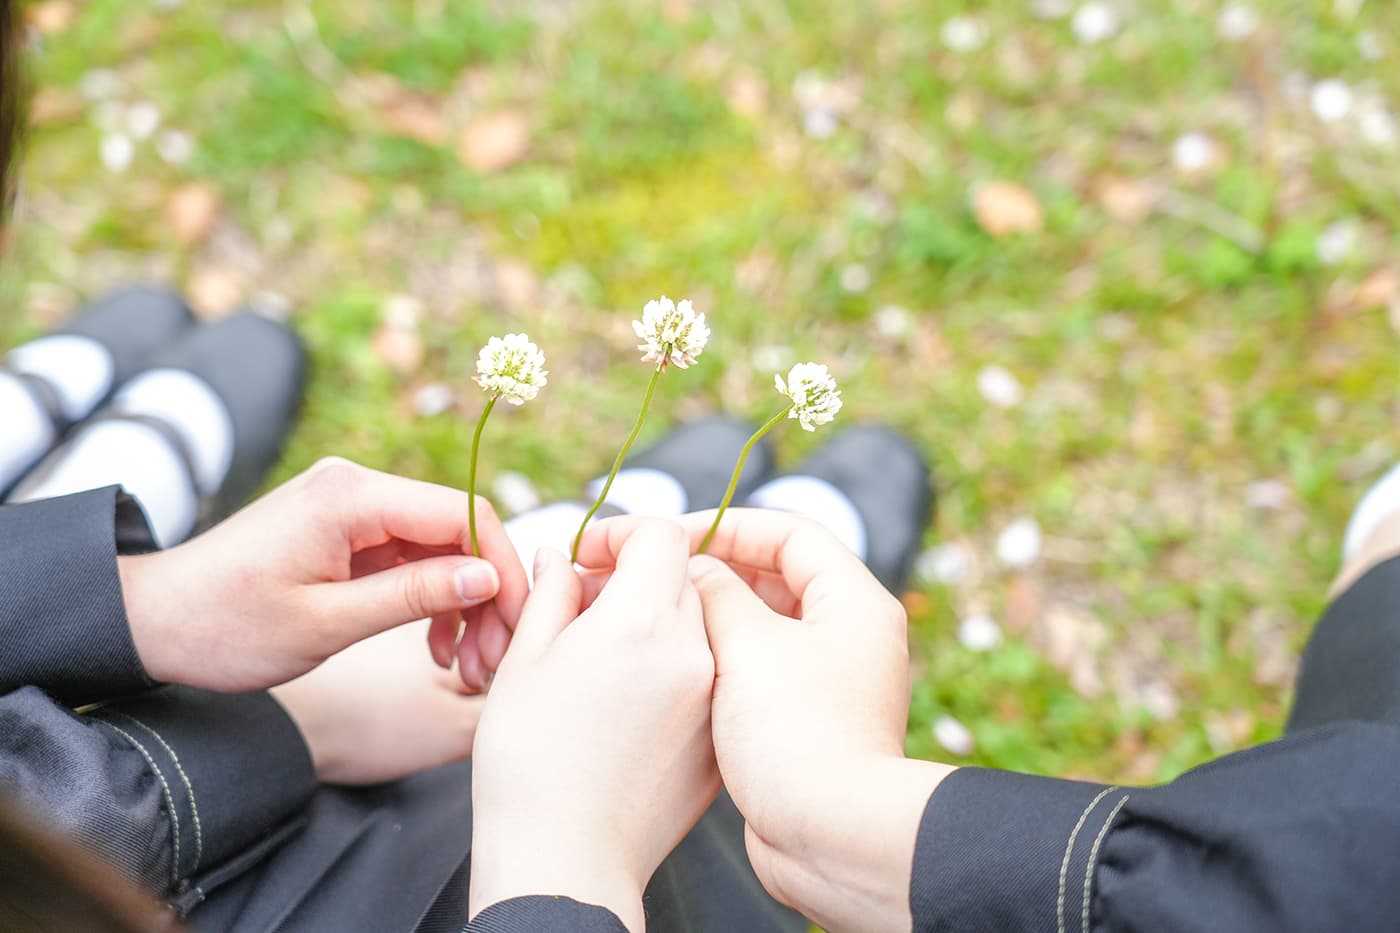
[634,296,709,370]
[914,543,969,586]
[100,134,134,173]
[1031,0,1073,20]
[157,130,194,166]
[958,613,1003,652]
[492,470,542,515]
[475,333,548,405]
[411,383,454,418]
[996,518,1042,569]
[1072,3,1119,45]
[1310,78,1354,123]
[941,16,987,53]
[126,102,161,140]
[1359,103,1397,147]
[874,304,913,339]
[1217,4,1257,41]
[802,108,838,139]
[775,362,842,432]
[79,68,119,101]
[977,364,1023,408]
[1244,480,1290,511]
[933,715,975,756]
[752,344,793,374]
[1316,220,1358,266]
[1171,132,1216,173]
[839,263,871,293]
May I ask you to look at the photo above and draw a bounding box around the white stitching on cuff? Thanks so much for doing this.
[1057,786,1116,933]
[1081,794,1130,933]
[112,712,204,872]
[99,721,183,885]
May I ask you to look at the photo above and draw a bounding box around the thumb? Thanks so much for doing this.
[312,555,501,646]
[688,554,775,661]
[505,547,583,662]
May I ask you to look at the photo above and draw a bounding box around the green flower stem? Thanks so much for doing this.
[467,395,498,557]
[571,365,664,563]
[699,405,793,555]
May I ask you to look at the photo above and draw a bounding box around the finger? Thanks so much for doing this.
[457,612,487,692]
[306,554,500,646]
[679,509,888,623]
[505,548,583,662]
[310,460,531,633]
[576,516,691,610]
[468,604,513,676]
[687,554,777,663]
[427,612,462,668]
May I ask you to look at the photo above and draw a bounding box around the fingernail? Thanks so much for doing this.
[534,547,561,581]
[454,561,498,604]
[687,554,723,580]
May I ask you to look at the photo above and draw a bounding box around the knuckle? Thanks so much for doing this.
[304,457,362,497]
[400,569,437,619]
[472,495,497,524]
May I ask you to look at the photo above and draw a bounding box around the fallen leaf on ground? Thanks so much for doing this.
[372,324,424,376]
[973,181,1044,236]
[1353,267,1399,310]
[1094,175,1155,222]
[27,1,75,34]
[458,111,530,173]
[186,264,243,319]
[166,181,222,246]
[377,94,448,146]
[28,88,82,127]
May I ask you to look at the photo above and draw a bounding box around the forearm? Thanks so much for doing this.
[758,757,955,933]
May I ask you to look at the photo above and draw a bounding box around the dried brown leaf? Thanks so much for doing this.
[973,181,1044,237]
[166,181,222,247]
[26,1,75,35]
[377,94,448,146]
[458,111,530,173]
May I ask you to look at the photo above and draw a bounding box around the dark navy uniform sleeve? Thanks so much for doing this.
[464,897,629,932]
[0,486,159,704]
[911,722,1400,932]
[0,683,316,911]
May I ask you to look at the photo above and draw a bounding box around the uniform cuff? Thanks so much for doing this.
[0,486,158,704]
[88,686,317,883]
[466,897,629,932]
[911,767,1120,933]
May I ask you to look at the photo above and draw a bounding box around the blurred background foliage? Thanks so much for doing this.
[4,0,1399,783]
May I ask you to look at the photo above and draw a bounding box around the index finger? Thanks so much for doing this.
[575,516,691,609]
[676,508,893,620]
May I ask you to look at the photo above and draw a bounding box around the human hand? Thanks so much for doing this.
[270,619,485,785]
[678,508,954,933]
[120,457,529,693]
[467,519,719,932]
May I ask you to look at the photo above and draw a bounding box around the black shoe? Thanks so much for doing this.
[59,286,198,388]
[605,415,777,512]
[133,310,307,524]
[6,286,196,429]
[757,424,933,593]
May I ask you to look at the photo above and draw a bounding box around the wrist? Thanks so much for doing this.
[119,551,188,685]
[759,756,955,933]
[468,824,645,932]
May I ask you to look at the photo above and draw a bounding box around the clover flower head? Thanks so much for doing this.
[633,296,709,370]
[475,333,548,405]
[775,362,842,431]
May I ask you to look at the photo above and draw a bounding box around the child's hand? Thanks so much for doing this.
[271,619,486,784]
[119,457,529,693]
[468,519,719,931]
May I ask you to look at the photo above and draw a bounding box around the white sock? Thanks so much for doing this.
[12,420,198,548]
[584,467,689,518]
[1343,463,1400,560]
[746,474,868,560]
[0,373,57,491]
[504,502,591,584]
[110,368,235,496]
[7,334,115,422]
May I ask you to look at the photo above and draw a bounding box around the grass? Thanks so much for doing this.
[5,0,1399,785]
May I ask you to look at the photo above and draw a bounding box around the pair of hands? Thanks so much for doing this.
[470,509,954,933]
[119,457,947,932]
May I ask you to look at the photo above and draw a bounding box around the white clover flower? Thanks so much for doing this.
[633,296,710,370]
[775,362,842,432]
[475,333,548,405]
